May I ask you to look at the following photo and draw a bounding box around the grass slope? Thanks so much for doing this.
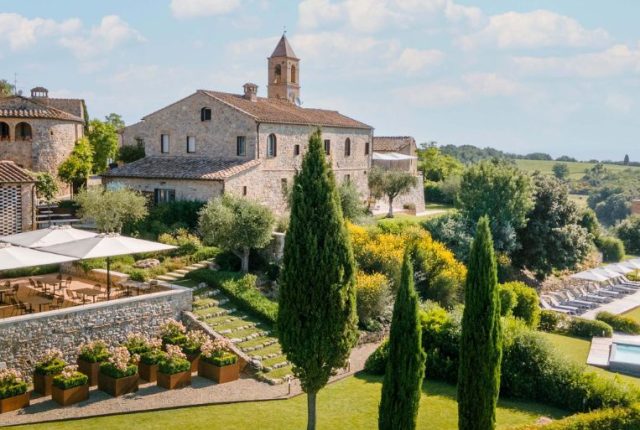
[514,160,640,180]
[13,375,567,430]
[623,306,640,324]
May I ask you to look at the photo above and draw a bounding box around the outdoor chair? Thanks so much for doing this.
[561,291,597,309]
[573,287,610,303]
[48,297,64,310]
[542,295,580,314]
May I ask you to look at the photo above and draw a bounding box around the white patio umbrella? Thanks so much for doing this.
[0,225,97,248]
[38,234,176,299]
[0,243,77,271]
[570,270,609,282]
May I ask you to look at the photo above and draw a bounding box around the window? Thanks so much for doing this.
[291,65,297,83]
[365,141,370,155]
[15,123,32,141]
[324,139,331,155]
[0,122,9,141]
[344,138,351,157]
[237,136,246,156]
[294,144,300,156]
[154,188,175,204]
[187,136,196,153]
[267,134,277,157]
[242,186,247,196]
[161,134,170,153]
[274,64,282,83]
[201,107,212,121]
[344,174,351,183]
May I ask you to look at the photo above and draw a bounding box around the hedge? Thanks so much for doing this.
[502,282,540,328]
[186,269,278,324]
[596,312,640,335]
[514,403,640,429]
[566,317,613,338]
[539,310,566,332]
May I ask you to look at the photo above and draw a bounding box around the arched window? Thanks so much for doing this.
[201,107,212,121]
[344,138,351,157]
[0,122,9,141]
[291,65,297,84]
[267,134,277,158]
[274,64,282,83]
[15,123,32,141]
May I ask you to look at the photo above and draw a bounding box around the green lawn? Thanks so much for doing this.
[622,306,640,324]
[515,159,640,179]
[13,375,566,430]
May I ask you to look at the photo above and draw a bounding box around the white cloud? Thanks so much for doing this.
[459,10,610,50]
[394,82,468,107]
[170,0,241,19]
[514,44,640,78]
[0,13,80,51]
[390,48,443,74]
[462,73,520,96]
[59,15,144,59]
[605,93,634,113]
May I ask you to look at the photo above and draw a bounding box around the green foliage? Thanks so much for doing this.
[566,317,613,338]
[78,341,110,363]
[127,268,148,282]
[580,209,602,240]
[499,285,517,316]
[355,272,390,327]
[277,128,358,429]
[338,180,366,221]
[513,174,591,279]
[125,200,205,238]
[32,171,59,202]
[422,211,473,263]
[459,160,533,255]
[203,352,238,367]
[104,113,125,131]
[186,270,278,324]
[34,357,66,376]
[76,186,148,233]
[364,339,389,375]
[596,236,626,262]
[52,371,88,390]
[596,312,640,334]
[199,194,275,272]
[99,362,137,379]
[158,357,190,375]
[553,163,570,180]
[158,229,201,256]
[617,215,640,255]
[87,119,119,173]
[58,137,93,191]
[526,152,553,161]
[0,79,14,96]
[515,403,640,430]
[502,282,541,328]
[417,143,463,182]
[424,176,461,205]
[379,247,425,430]
[0,264,59,280]
[458,217,502,430]
[118,143,145,164]
[539,310,565,332]
[368,166,418,217]
[140,349,164,365]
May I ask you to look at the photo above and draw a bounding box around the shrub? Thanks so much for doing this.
[181,330,209,355]
[158,229,202,256]
[34,349,66,375]
[503,282,541,328]
[215,251,241,272]
[52,365,88,390]
[159,319,187,346]
[0,264,59,280]
[364,339,389,375]
[596,312,640,334]
[188,246,220,264]
[78,340,110,363]
[499,285,517,316]
[597,236,625,262]
[126,268,148,282]
[186,270,278,324]
[140,349,164,365]
[207,352,237,367]
[566,317,613,338]
[201,338,237,366]
[158,345,191,375]
[125,200,205,238]
[0,369,28,400]
[539,310,566,332]
[122,333,161,355]
[515,403,640,429]
[617,216,640,255]
[355,272,390,327]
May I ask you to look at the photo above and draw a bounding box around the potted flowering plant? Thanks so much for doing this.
[159,319,187,347]
[51,365,89,406]
[157,345,191,390]
[124,334,163,382]
[181,330,208,373]
[198,339,239,384]
[98,346,139,397]
[0,369,29,414]
[77,340,111,386]
[33,348,66,396]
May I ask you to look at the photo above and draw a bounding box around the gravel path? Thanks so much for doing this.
[1,342,379,427]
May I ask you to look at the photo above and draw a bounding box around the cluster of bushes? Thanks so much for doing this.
[365,304,638,413]
[596,236,625,263]
[515,403,640,429]
[596,312,640,335]
[423,177,460,205]
[355,272,391,331]
[499,282,540,328]
[186,269,278,324]
[124,200,205,239]
[538,310,614,338]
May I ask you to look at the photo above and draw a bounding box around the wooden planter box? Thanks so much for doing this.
[33,372,58,396]
[0,392,30,414]
[77,358,101,387]
[139,362,158,382]
[186,353,200,374]
[51,384,89,406]
[98,373,139,397]
[157,370,191,390]
[198,360,239,384]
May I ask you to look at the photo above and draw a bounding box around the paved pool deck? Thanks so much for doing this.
[586,334,640,368]
[581,287,640,319]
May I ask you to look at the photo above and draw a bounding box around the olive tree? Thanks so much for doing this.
[76,186,148,233]
[368,166,417,218]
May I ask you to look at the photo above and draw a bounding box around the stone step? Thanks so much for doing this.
[156,274,179,281]
[165,272,185,278]
[174,269,190,275]
[237,337,278,352]
[229,329,269,343]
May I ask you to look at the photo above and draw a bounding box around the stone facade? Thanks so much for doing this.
[0,161,36,234]
[0,287,192,376]
[106,176,224,202]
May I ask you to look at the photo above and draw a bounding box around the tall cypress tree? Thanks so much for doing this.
[379,245,426,430]
[277,128,358,430]
[458,216,502,430]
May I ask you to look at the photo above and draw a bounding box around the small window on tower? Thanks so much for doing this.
[365,141,370,155]
[274,64,282,83]
[237,136,246,156]
[324,139,331,155]
[344,138,351,157]
[242,186,247,196]
[267,134,277,157]
[291,65,297,83]
[294,144,300,156]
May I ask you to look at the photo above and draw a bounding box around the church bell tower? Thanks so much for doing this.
[267,34,300,103]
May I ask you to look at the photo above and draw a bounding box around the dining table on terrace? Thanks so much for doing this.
[75,287,103,304]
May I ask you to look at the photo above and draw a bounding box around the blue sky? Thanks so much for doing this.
[2,0,639,160]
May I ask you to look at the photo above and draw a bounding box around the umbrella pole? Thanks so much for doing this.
[107,256,111,301]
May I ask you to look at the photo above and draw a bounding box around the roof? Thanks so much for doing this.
[0,160,35,183]
[271,35,298,59]
[44,98,85,120]
[200,90,372,129]
[373,136,415,152]
[103,156,261,181]
[0,96,84,122]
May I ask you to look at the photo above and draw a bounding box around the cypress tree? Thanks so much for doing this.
[458,216,502,430]
[277,128,358,430]
[378,245,426,430]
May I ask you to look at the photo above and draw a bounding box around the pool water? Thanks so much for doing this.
[611,343,640,364]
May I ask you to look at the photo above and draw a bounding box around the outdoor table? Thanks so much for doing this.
[75,288,102,304]
[28,296,53,312]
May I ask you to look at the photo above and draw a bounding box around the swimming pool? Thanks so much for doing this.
[609,343,640,375]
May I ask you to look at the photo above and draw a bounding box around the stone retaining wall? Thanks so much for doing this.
[0,286,192,376]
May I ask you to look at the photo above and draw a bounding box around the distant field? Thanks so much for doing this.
[514,159,640,179]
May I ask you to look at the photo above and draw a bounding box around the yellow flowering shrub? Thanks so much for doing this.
[355,272,391,324]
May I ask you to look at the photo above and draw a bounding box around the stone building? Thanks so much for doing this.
[0,87,86,196]
[0,160,36,235]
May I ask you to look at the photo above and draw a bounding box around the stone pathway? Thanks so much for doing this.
[0,343,379,427]
[155,260,211,282]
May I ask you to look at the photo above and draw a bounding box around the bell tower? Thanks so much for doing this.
[267,34,300,103]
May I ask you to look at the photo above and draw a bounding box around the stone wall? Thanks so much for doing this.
[103,176,224,202]
[0,287,192,376]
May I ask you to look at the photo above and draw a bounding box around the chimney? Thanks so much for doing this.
[243,83,258,102]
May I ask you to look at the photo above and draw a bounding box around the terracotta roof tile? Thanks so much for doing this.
[103,156,261,181]
[201,91,372,130]
[0,160,35,183]
[373,136,415,152]
[0,96,83,122]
